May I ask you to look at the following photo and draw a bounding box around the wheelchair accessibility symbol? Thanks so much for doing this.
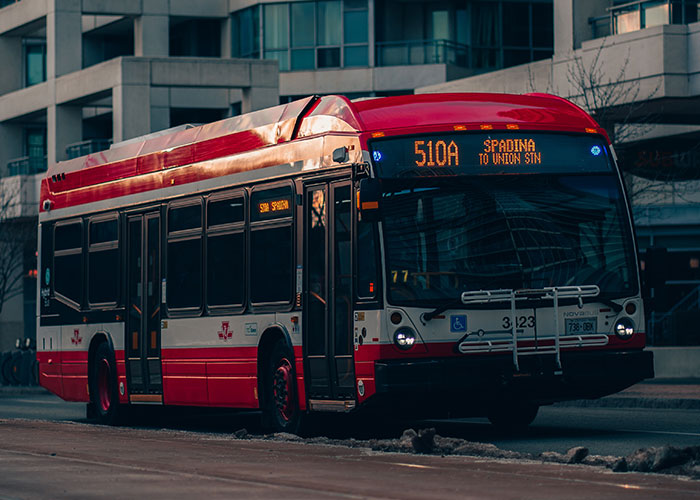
[450,315,467,333]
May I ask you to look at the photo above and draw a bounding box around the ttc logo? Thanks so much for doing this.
[71,329,82,345]
[218,321,233,342]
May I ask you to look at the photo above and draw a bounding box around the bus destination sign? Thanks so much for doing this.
[372,133,610,178]
[258,198,290,215]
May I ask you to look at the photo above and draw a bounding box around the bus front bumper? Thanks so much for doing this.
[370,349,654,414]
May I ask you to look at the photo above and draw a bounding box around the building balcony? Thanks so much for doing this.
[590,0,700,39]
[376,39,469,68]
[66,139,112,160]
[7,155,46,177]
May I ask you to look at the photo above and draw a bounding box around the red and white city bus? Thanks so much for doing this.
[37,93,654,431]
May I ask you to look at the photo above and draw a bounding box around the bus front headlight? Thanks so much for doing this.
[394,328,416,350]
[614,317,635,340]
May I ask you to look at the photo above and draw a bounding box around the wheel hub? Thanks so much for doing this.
[272,358,293,422]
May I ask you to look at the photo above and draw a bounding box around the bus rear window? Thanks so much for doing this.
[370,133,612,178]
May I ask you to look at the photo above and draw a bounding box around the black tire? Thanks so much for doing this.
[89,342,123,425]
[487,398,539,431]
[262,340,304,434]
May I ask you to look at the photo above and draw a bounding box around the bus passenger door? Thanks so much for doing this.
[126,212,163,402]
[304,181,355,401]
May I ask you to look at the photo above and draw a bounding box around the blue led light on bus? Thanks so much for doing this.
[373,150,383,162]
[591,145,602,156]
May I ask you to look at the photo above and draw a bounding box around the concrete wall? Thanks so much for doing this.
[651,347,700,379]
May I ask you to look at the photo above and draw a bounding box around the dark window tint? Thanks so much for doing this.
[317,47,340,67]
[207,232,245,306]
[502,2,530,46]
[251,186,293,222]
[55,223,81,251]
[532,3,553,47]
[89,249,119,303]
[54,253,81,303]
[169,203,201,233]
[90,219,118,244]
[167,239,202,309]
[208,196,245,227]
[250,226,292,303]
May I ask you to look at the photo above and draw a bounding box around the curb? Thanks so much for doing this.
[554,397,700,410]
[0,386,48,395]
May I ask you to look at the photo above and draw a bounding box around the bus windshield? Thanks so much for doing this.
[377,172,638,306]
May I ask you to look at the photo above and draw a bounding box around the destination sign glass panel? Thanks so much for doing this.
[251,186,293,222]
[370,133,612,178]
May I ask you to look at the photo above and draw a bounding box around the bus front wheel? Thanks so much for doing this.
[487,398,539,431]
[89,342,123,425]
[263,340,303,434]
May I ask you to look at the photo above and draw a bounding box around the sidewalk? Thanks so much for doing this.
[556,379,700,410]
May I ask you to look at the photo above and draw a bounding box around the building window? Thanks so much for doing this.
[233,5,261,59]
[235,0,369,71]
[23,39,46,87]
[343,0,369,66]
[170,19,221,57]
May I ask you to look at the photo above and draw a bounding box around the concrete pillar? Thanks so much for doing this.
[48,104,82,165]
[554,0,575,56]
[0,36,22,94]
[113,84,151,143]
[241,87,278,114]
[47,0,82,78]
[0,123,24,177]
[555,0,609,55]
[220,16,232,58]
[134,15,170,57]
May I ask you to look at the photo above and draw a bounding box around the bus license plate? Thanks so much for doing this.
[565,317,597,335]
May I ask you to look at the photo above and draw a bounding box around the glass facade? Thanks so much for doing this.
[591,0,700,38]
[233,0,369,70]
[23,39,46,87]
[233,0,551,72]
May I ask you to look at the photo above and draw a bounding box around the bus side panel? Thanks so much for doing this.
[206,346,259,408]
[294,345,306,411]
[60,350,89,402]
[353,311,383,404]
[116,349,129,404]
[37,326,62,397]
[161,353,208,406]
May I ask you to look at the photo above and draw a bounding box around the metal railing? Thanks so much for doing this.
[375,39,469,67]
[7,155,47,176]
[589,0,699,39]
[66,138,112,159]
[648,284,700,345]
[458,285,601,371]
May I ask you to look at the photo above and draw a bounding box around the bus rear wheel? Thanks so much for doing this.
[90,342,123,425]
[263,340,303,434]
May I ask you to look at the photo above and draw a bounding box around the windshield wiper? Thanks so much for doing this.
[422,298,463,322]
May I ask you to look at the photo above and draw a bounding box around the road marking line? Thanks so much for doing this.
[621,429,700,437]
[390,462,435,469]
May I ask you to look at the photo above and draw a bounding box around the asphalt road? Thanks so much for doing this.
[2,391,700,458]
[1,419,699,499]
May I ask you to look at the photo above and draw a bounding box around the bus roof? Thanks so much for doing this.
[43,93,605,212]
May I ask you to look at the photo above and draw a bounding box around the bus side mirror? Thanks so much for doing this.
[358,178,382,222]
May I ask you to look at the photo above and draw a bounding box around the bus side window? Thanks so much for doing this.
[357,220,378,299]
[167,200,203,312]
[54,221,83,307]
[88,217,119,306]
[249,185,294,305]
[206,194,246,309]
